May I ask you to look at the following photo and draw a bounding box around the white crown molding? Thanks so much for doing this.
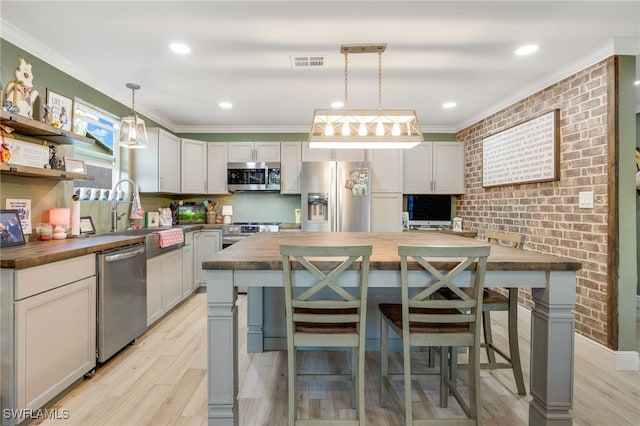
[457,37,640,132]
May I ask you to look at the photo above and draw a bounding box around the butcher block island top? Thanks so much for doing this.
[203,231,582,272]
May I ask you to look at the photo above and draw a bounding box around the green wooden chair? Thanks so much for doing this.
[379,244,490,425]
[437,230,527,396]
[281,244,372,426]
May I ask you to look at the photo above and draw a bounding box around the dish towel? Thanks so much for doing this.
[155,228,184,248]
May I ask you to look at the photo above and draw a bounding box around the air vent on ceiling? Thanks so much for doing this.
[291,55,325,70]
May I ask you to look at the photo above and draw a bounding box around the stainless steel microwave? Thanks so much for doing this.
[227,162,281,192]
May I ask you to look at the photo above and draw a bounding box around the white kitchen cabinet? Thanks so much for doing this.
[181,138,208,193]
[371,193,403,232]
[280,142,302,194]
[147,249,183,326]
[206,142,228,194]
[198,230,222,287]
[192,231,202,291]
[134,127,181,193]
[227,142,280,162]
[182,232,194,299]
[302,144,365,162]
[3,254,96,417]
[366,149,403,192]
[403,142,465,194]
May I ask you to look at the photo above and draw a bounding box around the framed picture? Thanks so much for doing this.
[79,216,96,235]
[64,157,86,174]
[45,89,74,132]
[0,209,26,247]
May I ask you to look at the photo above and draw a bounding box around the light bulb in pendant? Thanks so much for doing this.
[392,122,401,136]
[325,123,334,136]
[375,121,384,136]
[341,121,350,136]
[358,122,367,136]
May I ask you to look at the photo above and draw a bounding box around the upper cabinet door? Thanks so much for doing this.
[207,143,228,194]
[432,142,465,194]
[366,149,403,193]
[403,142,465,194]
[181,138,207,193]
[254,142,280,162]
[227,142,280,162]
[135,128,181,193]
[158,130,181,193]
[280,142,302,194]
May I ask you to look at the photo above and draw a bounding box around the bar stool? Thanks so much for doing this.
[379,244,490,425]
[280,244,372,426]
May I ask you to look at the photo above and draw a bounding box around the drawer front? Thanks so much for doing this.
[15,254,96,300]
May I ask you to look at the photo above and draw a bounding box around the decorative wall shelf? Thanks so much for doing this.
[1,162,93,180]
[0,111,95,145]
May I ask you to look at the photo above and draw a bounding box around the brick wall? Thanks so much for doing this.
[456,58,612,346]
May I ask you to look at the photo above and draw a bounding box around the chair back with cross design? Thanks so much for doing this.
[280,244,372,426]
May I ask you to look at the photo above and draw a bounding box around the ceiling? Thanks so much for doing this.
[1,1,639,134]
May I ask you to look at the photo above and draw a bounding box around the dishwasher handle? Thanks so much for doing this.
[104,247,145,263]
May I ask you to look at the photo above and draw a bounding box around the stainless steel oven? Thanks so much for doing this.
[227,162,281,192]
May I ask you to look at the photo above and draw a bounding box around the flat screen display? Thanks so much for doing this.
[405,194,453,227]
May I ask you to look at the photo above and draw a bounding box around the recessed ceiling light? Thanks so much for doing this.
[442,101,457,109]
[635,80,640,86]
[515,44,538,56]
[219,101,233,109]
[169,43,190,54]
[331,101,344,109]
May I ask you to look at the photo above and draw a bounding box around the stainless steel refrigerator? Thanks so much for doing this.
[301,161,371,232]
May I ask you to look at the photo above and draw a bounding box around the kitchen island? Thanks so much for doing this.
[204,231,581,426]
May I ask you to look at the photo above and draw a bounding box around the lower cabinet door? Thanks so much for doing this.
[15,277,96,411]
[147,256,163,326]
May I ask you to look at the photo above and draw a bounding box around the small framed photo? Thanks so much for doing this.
[64,157,86,174]
[0,209,26,247]
[46,89,74,132]
[79,216,96,235]
[145,211,160,228]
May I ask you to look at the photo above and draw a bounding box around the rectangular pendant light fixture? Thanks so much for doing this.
[308,44,423,149]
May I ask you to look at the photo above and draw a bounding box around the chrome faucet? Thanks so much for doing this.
[111,178,137,232]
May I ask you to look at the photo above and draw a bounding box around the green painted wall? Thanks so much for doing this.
[617,55,637,351]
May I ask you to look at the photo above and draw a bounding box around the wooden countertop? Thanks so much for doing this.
[0,234,145,269]
[1,225,224,269]
[204,232,582,272]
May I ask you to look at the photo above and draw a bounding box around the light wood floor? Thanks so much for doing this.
[32,293,640,426]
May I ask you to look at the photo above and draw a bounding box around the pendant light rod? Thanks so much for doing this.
[126,82,140,113]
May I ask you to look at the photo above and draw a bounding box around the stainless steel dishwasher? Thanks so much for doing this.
[97,243,146,363]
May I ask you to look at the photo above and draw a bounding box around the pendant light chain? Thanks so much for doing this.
[344,51,349,109]
[378,48,383,110]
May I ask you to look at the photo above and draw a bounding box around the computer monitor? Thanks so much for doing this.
[405,194,453,227]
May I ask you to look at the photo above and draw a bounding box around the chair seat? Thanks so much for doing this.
[379,303,470,334]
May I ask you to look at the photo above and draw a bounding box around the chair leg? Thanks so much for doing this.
[508,289,527,395]
[439,347,449,408]
[358,344,366,425]
[351,348,357,409]
[482,310,496,364]
[450,346,458,395]
[380,317,389,407]
[403,338,413,425]
[288,346,297,425]
[468,343,481,424]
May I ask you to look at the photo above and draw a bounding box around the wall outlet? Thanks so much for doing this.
[578,191,594,208]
